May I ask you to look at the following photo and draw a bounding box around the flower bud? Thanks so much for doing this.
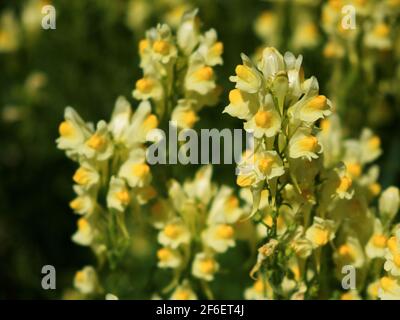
[379,187,400,220]
[177,10,200,54]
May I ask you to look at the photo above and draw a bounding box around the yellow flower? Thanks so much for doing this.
[372,17,388,32]
[197,29,223,66]
[364,22,392,50]
[0,10,20,53]
[379,186,399,221]
[366,219,387,259]
[105,293,119,300]
[305,217,335,248]
[255,151,285,181]
[195,67,213,80]
[69,185,95,215]
[118,149,152,188]
[56,107,91,154]
[384,230,400,277]
[123,100,159,148]
[108,96,132,143]
[336,174,353,199]
[289,128,322,161]
[192,253,219,281]
[345,162,362,179]
[384,250,400,277]
[387,231,400,254]
[73,266,98,295]
[185,64,216,95]
[360,129,382,164]
[106,176,131,212]
[150,25,177,63]
[138,39,149,55]
[236,174,256,187]
[202,224,235,253]
[208,186,243,224]
[108,97,158,149]
[369,183,382,197]
[72,217,94,246]
[289,76,331,123]
[340,290,361,300]
[291,228,313,258]
[157,247,182,269]
[132,76,163,101]
[244,278,271,300]
[254,11,278,44]
[323,41,345,59]
[317,114,342,167]
[291,20,320,50]
[170,280,197,300]
[164,4,189,29]
[180,165,216,205]
[72,162,100,190]
[335,237,365,268]
[378,276,400,300]
[177,10,200,55]
[171,100,199,129]
[230,54,262,93]
[153,40,170,55]
[257,47,285,80]
[244,94,281,138]
[367,280,380,300]
[296,91,332,125]
[235,151,257,188]
[223,88,257,120]
[82,120,114,161]
[126,0,150,31]
[158,219,191,249]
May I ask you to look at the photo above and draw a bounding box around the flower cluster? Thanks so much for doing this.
[57,97,159,296]
[321,0,399,55]
[321,1,400,129]
[318,113,399,299]
[0,0,53,53]
[225,47,335,299]
[0,9,20,53]
[134,9,222,129]
[367,187,400,300]
[126,0,193,33]
[225,46,399,300]
[254,1,400,133]
[54,8,400,300]
[56,10,226,299]
[151,165,244,299]
[225,46,332,206]
[254,1,320,54]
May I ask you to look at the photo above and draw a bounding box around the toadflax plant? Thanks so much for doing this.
[56,10,400,300]
[55,10,239,300]
[225,47,400,299]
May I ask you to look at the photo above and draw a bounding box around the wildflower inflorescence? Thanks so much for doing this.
[254,1,400,134]
[225,46,399,299]
[56,9,400,300]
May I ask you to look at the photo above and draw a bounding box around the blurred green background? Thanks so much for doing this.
[1,0,399,299]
